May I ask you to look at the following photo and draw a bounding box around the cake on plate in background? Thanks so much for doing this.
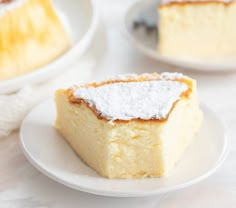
[0,0,70,80]
[55,72,203,179]
[158,0,236,59]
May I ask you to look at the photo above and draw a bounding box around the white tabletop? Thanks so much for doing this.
[1,0,236,207]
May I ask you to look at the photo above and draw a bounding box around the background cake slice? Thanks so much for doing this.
[0,0,70,80]
[55,72,203,179]
[158,0,236,59]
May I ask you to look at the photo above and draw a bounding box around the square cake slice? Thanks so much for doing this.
[55,72,203,178]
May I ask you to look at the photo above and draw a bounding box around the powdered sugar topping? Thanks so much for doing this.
[111,72,184,81]
[160,72,184,80]
[112,73,140,80]
[73,80,188,121]
[112,73,158,81]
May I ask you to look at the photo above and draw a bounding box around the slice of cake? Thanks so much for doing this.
[0,0,70,80]
[158,0,236,59]
[55,72,203,179]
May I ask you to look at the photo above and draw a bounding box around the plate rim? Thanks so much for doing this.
[19,99,229,197]
[123,0,236,72]
[0,0,99,94]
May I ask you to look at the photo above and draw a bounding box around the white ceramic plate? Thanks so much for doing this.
[0,0,98,94]
[124,0,236,72]
[20,99,228,197]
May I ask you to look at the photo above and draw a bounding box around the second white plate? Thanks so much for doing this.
[124,0,236,72]
[0,0,98,94]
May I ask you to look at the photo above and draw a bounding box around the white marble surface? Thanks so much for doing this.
[1,0,236,207]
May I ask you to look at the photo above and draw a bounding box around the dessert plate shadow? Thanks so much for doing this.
[124,0,236,72]
[20,98,228,197]
[0,0,98,94]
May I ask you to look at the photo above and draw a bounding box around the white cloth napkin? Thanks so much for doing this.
[0,59,95,138]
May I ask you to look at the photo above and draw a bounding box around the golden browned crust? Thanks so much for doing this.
[65,73,193,123]
[0,0,70,80]
[159,0,234,9]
